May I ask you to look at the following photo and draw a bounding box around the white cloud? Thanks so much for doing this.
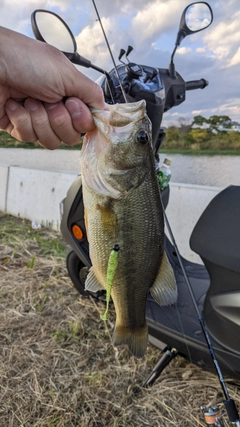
[228,47,240,67]
[195,47,206,54]
[203,7,240,66]
[75,17,119,70]
[177,47,192,55]
[192,110,202,115]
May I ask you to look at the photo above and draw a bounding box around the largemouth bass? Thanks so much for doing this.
[80,100,177,358]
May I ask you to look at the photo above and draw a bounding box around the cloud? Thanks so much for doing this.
[228,47,240,67]
[195,47,206,54]
[75,16,120,70]
[177,47,192,55]
[192,110,203,115]
[203,6,240,66]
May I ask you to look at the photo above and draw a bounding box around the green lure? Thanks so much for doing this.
[100,244,120,321]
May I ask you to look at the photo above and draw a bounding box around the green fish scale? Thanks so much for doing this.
[84,166,164,331]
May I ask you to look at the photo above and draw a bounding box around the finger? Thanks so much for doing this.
[81,81,105,110]
[5,99,37,142]
[24,98,61,149]
[65,97,96,134]
[44,100,81,146]
[0,111,11,131]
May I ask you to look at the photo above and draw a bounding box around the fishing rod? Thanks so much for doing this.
[91,2,240,424]
[163,211,240,426]
[91,0,127,103]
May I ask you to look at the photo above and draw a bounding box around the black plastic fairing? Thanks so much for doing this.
[202,258,240,354]
[146,237,240,379]
[190,186,240,274]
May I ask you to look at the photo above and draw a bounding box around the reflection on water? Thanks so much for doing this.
[160,153,240,187]
[0,148,239,188]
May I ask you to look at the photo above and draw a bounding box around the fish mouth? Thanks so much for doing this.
[91,100,147,128]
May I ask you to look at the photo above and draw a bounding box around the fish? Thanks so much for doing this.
[80,100,177,358]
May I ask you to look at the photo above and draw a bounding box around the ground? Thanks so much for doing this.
[0,213,239,427]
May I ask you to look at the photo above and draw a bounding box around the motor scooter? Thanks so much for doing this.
[31,3,240,424]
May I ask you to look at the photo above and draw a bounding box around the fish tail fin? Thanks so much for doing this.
[113,323,148,359]
[150,251,178,306]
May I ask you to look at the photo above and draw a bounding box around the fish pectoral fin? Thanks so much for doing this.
[150,251,178,306]
[85,267,105,293]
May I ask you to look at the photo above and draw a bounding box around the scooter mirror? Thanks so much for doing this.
[31,10,95,69]
[31,10,77,53]
[185,2,213,32]
[176,2,213,46]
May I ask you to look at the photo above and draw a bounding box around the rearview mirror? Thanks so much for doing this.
[169,2,213,77]
[31,9,95,69]
[176,2,213,45]
[31,9,76,53]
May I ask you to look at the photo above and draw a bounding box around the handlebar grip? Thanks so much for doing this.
[185,78,209,91]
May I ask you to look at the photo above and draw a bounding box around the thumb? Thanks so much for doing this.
[65,97,95,133]
[68,69,105,110]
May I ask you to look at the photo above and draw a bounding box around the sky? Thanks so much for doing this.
[1,0,240,126]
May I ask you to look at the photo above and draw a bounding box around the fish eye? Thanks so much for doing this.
[136,130,148,144]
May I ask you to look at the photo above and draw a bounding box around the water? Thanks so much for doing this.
[159,153,240,187]
[0,148,240,187]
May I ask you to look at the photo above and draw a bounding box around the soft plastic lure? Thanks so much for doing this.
[100,244,120,320]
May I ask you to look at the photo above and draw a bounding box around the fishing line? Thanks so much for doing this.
[174,301,194,364]
[81,0,115,103]
[92,0,127,103]
[163,210,240,425]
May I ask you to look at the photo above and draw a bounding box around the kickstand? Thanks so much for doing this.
[141,347,178,389]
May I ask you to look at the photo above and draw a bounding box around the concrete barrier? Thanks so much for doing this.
[0,164,222,263]
[0,165,9,212]
[166,183,221,263]
[3,165,77,230]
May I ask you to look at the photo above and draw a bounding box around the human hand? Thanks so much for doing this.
[0,27,105,149]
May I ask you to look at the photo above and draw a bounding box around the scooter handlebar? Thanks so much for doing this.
[185,78,209,90]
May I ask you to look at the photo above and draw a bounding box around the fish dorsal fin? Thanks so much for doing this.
[85,267,105,293]
[150,251,178,306]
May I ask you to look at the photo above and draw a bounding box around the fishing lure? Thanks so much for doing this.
[100,244,120,321]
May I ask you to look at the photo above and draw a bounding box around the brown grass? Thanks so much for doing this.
[0,213,239,426]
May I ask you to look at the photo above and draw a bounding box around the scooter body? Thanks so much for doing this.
[147,184,240,381]
[60,169,240,381]
[31,3,240,384]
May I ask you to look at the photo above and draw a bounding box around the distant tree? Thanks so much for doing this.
[192,115,208,127]
[178,117,192,136]
[187,129,208,144]
[165,127,181,142]
[208,115,232,131]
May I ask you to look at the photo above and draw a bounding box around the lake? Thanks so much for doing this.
[0,148,240,187]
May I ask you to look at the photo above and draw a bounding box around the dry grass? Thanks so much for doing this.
[0,213,240,427]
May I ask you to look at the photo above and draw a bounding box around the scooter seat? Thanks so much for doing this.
[190,185,240,274]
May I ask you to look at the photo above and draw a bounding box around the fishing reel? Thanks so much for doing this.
[201,405,224,427]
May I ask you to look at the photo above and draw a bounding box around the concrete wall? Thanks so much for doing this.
[0,164,222,263]
[1,164,77,230]
[0,165,9,212]
[166,183,221,263]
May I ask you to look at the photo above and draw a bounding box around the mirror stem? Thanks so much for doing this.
[175,29,186,47]
[168,45,178,78]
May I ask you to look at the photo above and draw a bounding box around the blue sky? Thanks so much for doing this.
[1,0,240,126]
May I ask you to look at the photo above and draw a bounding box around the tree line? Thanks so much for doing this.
[163,115,240,152]
[0,114,240,152]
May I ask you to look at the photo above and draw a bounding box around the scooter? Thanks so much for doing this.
[31,3,240,424]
